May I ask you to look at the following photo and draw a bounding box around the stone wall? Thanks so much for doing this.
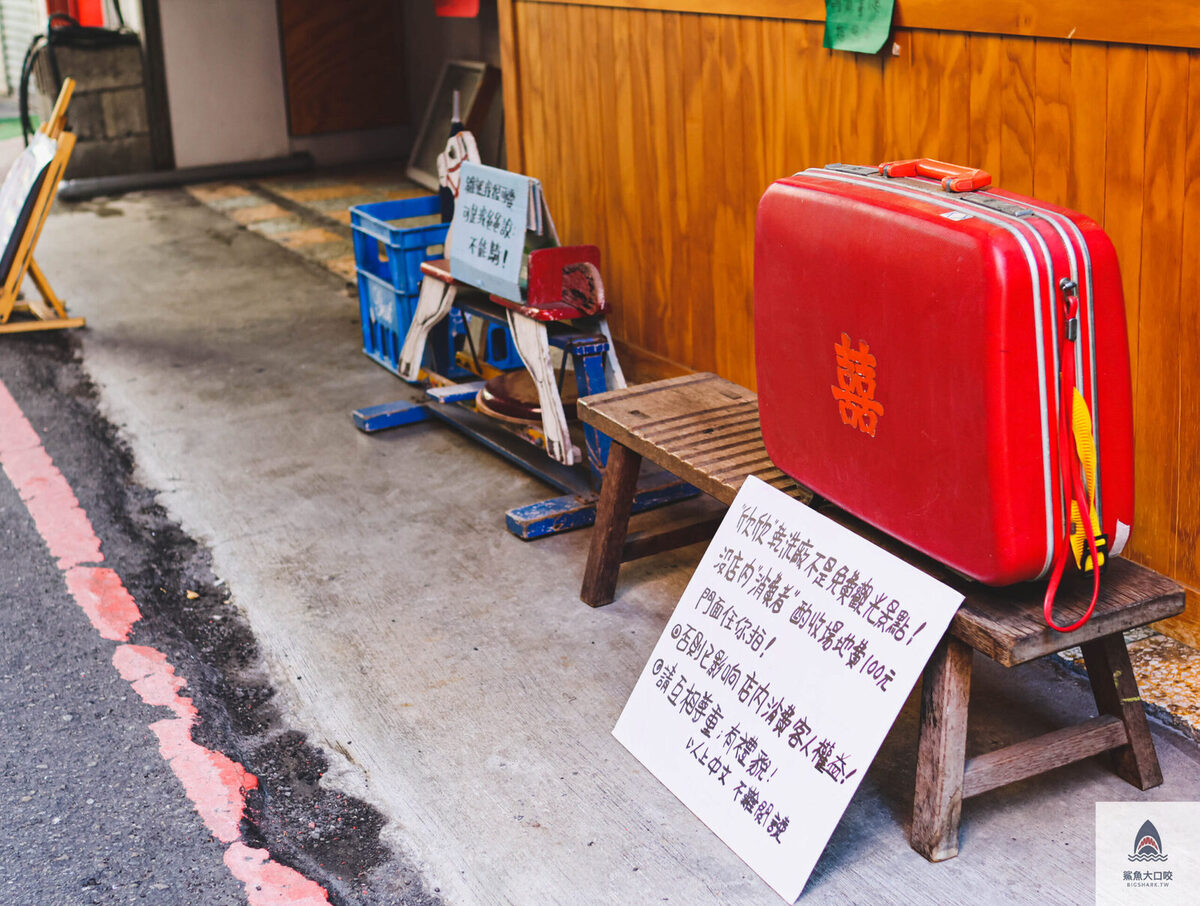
[33,41,154,179]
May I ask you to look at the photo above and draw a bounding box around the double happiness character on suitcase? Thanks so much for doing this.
[754,159,1134,631]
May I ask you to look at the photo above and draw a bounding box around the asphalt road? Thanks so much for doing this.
[0,448,246,904]
[0,332,440,905]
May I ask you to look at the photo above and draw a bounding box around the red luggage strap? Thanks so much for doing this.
[1043,279,1109,632]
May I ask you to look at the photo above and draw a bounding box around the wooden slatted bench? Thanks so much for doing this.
[578,372,1185,861]
[579,373,812,606]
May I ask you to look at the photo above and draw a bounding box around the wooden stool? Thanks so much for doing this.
[578,373,810,606]
[914,563,1183,860]
[579,372,1185,861]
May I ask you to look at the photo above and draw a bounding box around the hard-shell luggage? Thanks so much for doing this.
[754,160,1134,625]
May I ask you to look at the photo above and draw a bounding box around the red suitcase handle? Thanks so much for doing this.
[878,158,992,192]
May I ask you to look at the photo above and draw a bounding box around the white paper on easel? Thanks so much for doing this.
[0,132,55,277]
[613,475,963,902]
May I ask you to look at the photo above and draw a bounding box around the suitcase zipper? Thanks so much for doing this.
[1004,206,1103,532]
[960,197,1104,541]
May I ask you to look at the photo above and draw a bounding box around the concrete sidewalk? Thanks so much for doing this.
[36,189,1200,905]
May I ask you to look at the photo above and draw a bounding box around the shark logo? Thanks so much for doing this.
[1128,819,1168,862]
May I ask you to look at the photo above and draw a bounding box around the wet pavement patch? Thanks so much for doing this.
[243,730,389,889]
[0,331,441,906]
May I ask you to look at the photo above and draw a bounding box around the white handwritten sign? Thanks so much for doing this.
[613,475,963,902]
[449,161,536,301]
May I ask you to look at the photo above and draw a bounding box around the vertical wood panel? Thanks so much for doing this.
[712,14,744,379]
[617,1,648,350]
[1000,36,1036,195]
[506,2,1200,644]
[662,12,695,367]
[540,3,572,228]
[515,1,546,202]
[573,2,605,237]
[1104,45,1148,400]
[1032,39,1108,216]
[1032,38,1071,205]
[496,0,524,170]
[714,16,755,385]
[968,34,1004,179]
[825,41,850,162]
[678,12,709,369]
[739,18,768,193]
[559,2,591,243]
[591,7,629,344]
[833,35,885,164]
[935,32,971,165]
[759,18,788,182]
[1129,48,1187,574]
[908,28,940,157]
[1160,50,1200,642]
[882,30,914,161]
[1066,43,1108,222]
[692,14,723,372]
[782,21,821,171]
[640,10,674,359]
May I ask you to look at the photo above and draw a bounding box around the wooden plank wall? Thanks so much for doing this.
[503,1,1200,645]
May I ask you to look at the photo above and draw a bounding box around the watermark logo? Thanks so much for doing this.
[1129,819,1168,863]
[1098,802,1199,905]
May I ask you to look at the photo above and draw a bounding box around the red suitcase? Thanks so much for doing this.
[754,160,1134,613]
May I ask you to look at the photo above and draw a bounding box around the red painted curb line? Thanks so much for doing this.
[0,379,331,904]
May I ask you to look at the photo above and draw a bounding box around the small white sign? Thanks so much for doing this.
[1097,801,1200,906]
[449,161,534,302]
[613,476,963,902]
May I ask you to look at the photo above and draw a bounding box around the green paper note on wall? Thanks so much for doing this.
[824,0,895,54]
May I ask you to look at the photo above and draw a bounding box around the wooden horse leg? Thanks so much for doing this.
[506,310,577,466]
[912,632,973,862]
[398,278,457,381]
[594,317,626,390]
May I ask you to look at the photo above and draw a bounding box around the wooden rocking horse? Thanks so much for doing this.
[398,124,625,467]
[354,102,694,537]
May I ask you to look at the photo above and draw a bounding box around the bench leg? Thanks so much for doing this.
[912,632,972,862]
[580,443,642,607]
[1081,633,1163,790]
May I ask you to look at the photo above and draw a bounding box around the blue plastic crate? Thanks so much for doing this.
[351,195,448,295]
[350,193,524,377]
[354,269,417,374]
[480,322,523,370]
[351,196,452,377]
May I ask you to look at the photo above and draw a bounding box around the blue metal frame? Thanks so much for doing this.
[505,469,697,539]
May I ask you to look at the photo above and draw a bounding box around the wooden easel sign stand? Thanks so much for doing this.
[0,78,83,334]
